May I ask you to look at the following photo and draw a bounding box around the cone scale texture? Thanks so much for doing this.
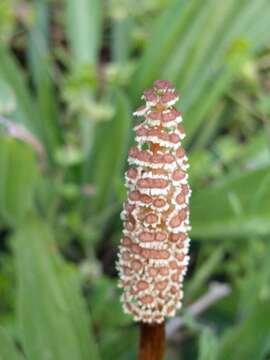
[117,80,191,324]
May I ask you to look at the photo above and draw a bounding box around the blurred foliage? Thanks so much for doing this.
[0,0,270,359]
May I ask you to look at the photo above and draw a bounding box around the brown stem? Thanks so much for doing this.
[137,322,165,360]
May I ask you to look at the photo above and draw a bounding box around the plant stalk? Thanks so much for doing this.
[138,322,165,360]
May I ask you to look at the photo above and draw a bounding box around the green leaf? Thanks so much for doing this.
[112,17,133,63]
[198,328,218,360]
[0,327,22,360]
[89,90,131,213]
[0,45,40,136]
[217,300,270,360]
[88,276,131,328]
[0,136,38,226]
[27,0,61,159]
[191,166,270,239]
[13,216,100,360]
[130,0,202,99]
[0,79,16,115]
[65,0,103,67]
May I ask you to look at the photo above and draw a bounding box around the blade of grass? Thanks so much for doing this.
[65,0,103,67]
[28,0,61,161]
[112,17,133,63]
[13,216,100,360]
[88,90,131,213]
[64,0,104,163]
[191,165,270,239]
[0,327,23,360]
[0,45,39,136]
[130,0,202,100]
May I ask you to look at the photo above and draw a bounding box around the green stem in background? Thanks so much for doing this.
[28,0,61,163]
[138,323,165,360]
[112,17,133,63]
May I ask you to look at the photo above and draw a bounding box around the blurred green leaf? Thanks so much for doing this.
[0,327,22,360]
[198,328,218,360]
[28,0,61,159]
[13,216,100,360]
[130,0,201,99]
[0,136,38,226]
[191,166,270,239]
[112,17,133,63]
[0,45,40,136]
[217,299,270,360]
[89,276,131,328]
[65,0,103,67]
[0,79,16,115]
[89,90,131,213]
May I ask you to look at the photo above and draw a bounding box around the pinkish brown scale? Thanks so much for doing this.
[160,250,170,259]
[176,147,186,158]
[159,132,170,141]
[143,90,158,103]
[149,267,158,276]
[126,168,138,179]
[140,295,153,305]
[176,193,185,204]
[131,244,141,254]
[148,128,160,136]
[178,125,185,135]
[159,267,169,276]
[154,80,173,90]
[128,147,138,157]
[155,280,168,291]
[131,260,142,271]
[181,184,190,195]
[155,231,167,241]
[122,251,131,261]
[176,241,185,249]
[138,178,150,188]
[137,280,149,291]
[171,233,186,242]
[151,154,163,164]
[124,221,135,231]
[162,108,180,122]
[179,209,187,221]
[152,178,168,188]
[140,194,152,204]
[160,91,179,104]
[124,203,135,213]
[169,215,181,228]
[122,236,132,246]
[170,260,178,269]
[136,127,148,137]
[139,231,155,242]
[172,169,186,181]
[141,151,151,162]
[141,249,151,259]
[145,213,158,225]
[148,111,162,120]
[153,198,166,208]
[123,267,132,276]
[137,211,146,221]
[128,190,140,201]
[176,252,185,261]
[163,154,174,163]
[169,133,180,143]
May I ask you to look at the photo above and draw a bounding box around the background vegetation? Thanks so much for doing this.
[0,0,270,359]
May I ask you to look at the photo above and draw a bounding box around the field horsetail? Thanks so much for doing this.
[117,80,191,325]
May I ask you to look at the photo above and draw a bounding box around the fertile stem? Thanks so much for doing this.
[138,322,165,360]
